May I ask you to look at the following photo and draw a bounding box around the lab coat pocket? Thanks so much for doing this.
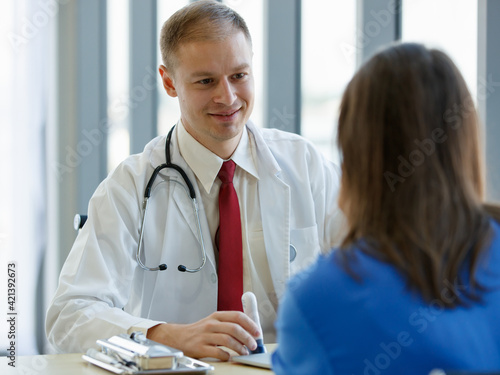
[289,226,321,275]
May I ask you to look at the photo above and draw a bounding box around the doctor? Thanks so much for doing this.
[46,0,344,361]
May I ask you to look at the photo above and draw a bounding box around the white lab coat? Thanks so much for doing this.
[46,122,345,353]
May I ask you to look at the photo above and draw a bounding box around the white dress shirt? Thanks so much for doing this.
[177,121,277,340]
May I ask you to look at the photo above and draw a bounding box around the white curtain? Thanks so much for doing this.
[0,0,49,355]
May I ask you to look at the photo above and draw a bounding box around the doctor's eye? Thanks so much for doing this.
[232,73,247,80]
[197,78,214,85]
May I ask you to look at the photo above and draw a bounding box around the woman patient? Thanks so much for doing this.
[272,43,500,374]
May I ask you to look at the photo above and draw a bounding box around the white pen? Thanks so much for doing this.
[241,291,267,354]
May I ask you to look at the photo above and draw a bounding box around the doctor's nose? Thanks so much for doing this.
[213,79,237,106]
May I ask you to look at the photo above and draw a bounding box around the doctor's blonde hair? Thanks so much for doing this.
[337,43,493,307]
[159,0,252,71]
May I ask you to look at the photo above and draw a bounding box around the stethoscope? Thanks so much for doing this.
[136,125,208,273]
[136,125,299,272]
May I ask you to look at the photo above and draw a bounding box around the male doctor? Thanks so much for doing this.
[46,0,344,361]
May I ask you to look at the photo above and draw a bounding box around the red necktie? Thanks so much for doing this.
[217,160,243,311]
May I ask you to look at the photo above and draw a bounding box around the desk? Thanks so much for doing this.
[1,344,276,375]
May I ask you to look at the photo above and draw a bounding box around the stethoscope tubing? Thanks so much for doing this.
[135,125,208,273]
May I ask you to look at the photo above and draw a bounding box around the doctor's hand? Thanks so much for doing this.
[146,311,260,361]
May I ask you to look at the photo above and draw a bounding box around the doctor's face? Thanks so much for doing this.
[159,31,255,158]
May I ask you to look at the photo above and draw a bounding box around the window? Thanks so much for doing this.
[402,0,478,99]
[107,0,131,172]
[2,0,48,355]
[301,1,357,164]
[156,0,187,136]
[0,0,15,354]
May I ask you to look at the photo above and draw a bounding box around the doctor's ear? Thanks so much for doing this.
[158,65,178,98]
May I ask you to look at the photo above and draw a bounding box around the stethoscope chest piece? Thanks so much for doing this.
[289,244,297,262]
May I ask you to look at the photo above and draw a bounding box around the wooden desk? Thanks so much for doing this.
[1,345,276,375]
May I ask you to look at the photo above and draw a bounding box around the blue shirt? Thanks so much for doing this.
[272,221,500,375]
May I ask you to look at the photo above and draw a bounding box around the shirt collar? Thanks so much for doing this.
[176,120,259,194]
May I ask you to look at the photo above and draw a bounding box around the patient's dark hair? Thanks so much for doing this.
[337,43,493,307]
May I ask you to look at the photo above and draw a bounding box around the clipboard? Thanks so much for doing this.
[82,332,214,374]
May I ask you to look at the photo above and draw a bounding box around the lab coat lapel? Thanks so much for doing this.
[260,173,290,300]
[171,175,201,241]
[248,123,291,300]
[151,127,216,270]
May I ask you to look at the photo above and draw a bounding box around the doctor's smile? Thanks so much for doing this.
[208,109,243,126]
[209,108,241,119]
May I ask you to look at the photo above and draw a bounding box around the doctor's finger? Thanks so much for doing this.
[212,311,261,337]
[209,332,251,357]
[205,319,258,352]
[197,344,232,361]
